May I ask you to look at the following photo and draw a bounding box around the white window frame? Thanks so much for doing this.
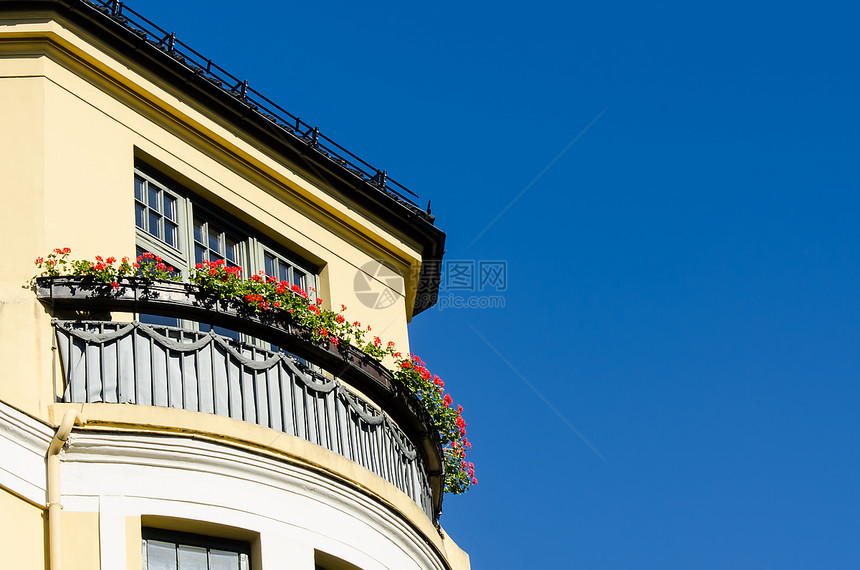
[134,172,187,276]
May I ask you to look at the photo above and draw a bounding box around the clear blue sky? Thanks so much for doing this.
[139,1,859,567]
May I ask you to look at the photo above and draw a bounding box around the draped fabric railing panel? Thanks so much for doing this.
[53,320,433,517]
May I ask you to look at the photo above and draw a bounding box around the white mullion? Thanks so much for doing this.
[247,236,261,277]
[243,237,264,348]
[176,193,199,333]
[154,185,164,241]
[184,199,198,268]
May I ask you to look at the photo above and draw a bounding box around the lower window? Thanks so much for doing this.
[142,528,251,570]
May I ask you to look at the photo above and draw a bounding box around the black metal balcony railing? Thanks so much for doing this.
[53,319,433,516]
[37,277,444,519]
[72,0,431,219]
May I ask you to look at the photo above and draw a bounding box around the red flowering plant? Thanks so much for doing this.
[135,252,180,281]
[393,352,476,493]
[35,248,179,289]
[34,249,475,494]
[35,249,181,288]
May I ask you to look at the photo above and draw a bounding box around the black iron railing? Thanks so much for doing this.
[76,0,430,218]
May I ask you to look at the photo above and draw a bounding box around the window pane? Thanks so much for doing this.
[148,210,161,238]
[140,313,180,328]
[294,269,306,290]
[148,185,160,210]
[225,236,238,265]
[209,550,240,570]
[210,324,239,341]
[164,195,176,221]
[278,264,289,283]
[135,203,146,229]
[208,226,220,253]
[194,244,206,265]
[193,218,204,245]
[165,221,178,248]
[134,176,145,201]
[264,254,275,276]
[146,540,177,570]
[177,545,208,569]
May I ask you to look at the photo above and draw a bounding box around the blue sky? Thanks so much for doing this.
[139,1,859,567]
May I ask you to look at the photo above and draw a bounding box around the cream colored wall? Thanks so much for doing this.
[0,72,59,418]
[125,516,143,570]
[60,511,101,570]
[0,487,47,568]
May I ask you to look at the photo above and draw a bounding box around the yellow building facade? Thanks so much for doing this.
[0,1,469,568]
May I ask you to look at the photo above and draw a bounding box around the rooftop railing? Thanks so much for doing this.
[75,0,431,219]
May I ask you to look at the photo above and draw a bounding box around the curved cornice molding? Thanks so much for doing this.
[58,417,453,569]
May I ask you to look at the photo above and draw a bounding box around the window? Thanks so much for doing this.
[134,164,319,340]
[263,249,308,291]
[135,165,316,283]
[193,216,241,268]
[142,528,250,570]
[315,550,363,570]
[135,174,181,251]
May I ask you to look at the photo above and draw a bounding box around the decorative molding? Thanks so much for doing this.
[0,400,53,504]
[63,430,451,570]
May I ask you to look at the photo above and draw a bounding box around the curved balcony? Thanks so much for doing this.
[36,277,443,519]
